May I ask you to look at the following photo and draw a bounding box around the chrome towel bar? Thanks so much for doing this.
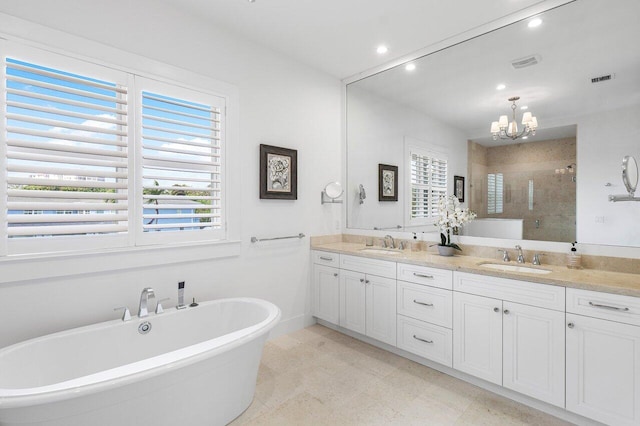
[251,233,305,243]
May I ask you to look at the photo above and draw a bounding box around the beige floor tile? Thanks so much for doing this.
[232,325,572,426]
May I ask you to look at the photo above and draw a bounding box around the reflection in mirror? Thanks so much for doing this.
[346,0,640,247]
[622,156,638,196]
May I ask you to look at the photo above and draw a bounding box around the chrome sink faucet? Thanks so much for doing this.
[515,245,525,264]
[138,287,156,318]
[383,235,396,249]
[498,249,510,262]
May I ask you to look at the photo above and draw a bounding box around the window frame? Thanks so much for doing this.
[1,41,231,257]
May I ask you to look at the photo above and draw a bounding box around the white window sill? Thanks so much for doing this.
[0,240,241,285]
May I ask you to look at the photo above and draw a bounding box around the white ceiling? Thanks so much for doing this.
[155,0,549,79]
[350,0,640,145]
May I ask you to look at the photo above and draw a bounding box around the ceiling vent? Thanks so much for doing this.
[511,54,541,69]
[591,74,615,83]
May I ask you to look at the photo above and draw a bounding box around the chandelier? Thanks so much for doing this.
[490,96,538,140]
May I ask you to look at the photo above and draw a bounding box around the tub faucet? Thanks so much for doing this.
[384,235,396,249]
[515,245,525,264]
[138,287,155,318]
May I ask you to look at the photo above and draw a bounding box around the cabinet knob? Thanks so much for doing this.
[493,307,500,312]
[567,322,575,329]
[365,280,370,284]
[333,273,338,277]
[503,309,510,315]
[360,278,365,283]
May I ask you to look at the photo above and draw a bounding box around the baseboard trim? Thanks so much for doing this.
[269,313,315,340]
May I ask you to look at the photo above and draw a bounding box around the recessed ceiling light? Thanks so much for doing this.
[521,105,529,110]
[496,84,506,90]
[528,18,542,28]
[376,45,388,55]
[405,63,416,71]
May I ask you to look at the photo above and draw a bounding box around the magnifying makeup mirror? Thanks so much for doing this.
[622,155,638,196]
[321,182,344,204]
[609,155,640,202]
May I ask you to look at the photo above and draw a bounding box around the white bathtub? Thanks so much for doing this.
[0,297,280,426]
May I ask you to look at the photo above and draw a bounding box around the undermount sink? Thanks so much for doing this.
[359,248,402,255]
[478,262,552,275]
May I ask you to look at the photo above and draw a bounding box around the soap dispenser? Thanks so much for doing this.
[567,241,582,269]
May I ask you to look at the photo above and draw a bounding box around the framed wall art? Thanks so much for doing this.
[260,144,298,200]
[454,175,465,202]
[378,164,398,202]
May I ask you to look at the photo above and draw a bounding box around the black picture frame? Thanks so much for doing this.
[260,144,298,200]
[378,164,398,202]
[454,175,465,202]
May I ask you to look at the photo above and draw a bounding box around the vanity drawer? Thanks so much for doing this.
[397,281,452,328]
[453,271,565,311]
[397,315,453,367]
[312,250,340,267]
[397,263,453,290]
[567,288,640,326]
[340,254,396,279]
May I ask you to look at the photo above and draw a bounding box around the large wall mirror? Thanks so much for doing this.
[346,0,640,247]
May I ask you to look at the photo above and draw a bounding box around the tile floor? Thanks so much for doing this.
[231,324,573,425]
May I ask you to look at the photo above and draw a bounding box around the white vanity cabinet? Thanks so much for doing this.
[453,272,566,407]
[339,255,397,346]
[566,288,640,426]
[396,263,454,367]
[311,251,341,324]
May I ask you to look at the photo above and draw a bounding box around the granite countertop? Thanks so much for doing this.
[312,241,640,298]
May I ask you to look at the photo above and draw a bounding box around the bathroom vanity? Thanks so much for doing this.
[311,242,640,426]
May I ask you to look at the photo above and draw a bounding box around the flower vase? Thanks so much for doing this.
[437,245,456,256]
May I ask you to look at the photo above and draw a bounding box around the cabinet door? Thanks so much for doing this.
[566,313,640,426]
[453,292,502,385]
[365,274,396,346]
[312,264,340,324]
[339,269,366,335]
[502,302,565,407]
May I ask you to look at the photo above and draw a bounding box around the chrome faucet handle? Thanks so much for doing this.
[515,245,525,263]
[399,241,406,250]
[155,298,170,314]
[532,253,545,266]
[497,249,510,262]
[113,306,131,322]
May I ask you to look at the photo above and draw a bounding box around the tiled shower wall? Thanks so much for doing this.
[468,137,576,243]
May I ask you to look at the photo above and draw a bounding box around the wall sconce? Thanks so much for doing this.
[321,182,344,204]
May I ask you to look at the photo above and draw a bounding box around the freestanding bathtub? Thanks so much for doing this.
[0,297,280,426]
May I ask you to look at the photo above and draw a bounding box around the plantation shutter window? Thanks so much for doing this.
[1,44,229,256]
[138,77,225,244]
[4,54,130,253]
[487,173,504,214]
[410,148,448,222]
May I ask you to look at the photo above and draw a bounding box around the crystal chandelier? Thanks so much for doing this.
[490,96,538,140]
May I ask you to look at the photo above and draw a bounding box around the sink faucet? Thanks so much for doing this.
[498,249,510,262]
[138,287,155,318]
[515,245,525,264]
[384,235,396,249]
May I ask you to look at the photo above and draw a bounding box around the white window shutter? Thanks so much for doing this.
[410,150,448,221]
[4,56,130,252]
[136,77,225,244]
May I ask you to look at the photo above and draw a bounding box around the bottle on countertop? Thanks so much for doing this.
[567,241,582,269]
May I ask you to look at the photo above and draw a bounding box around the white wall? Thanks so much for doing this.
[0,1,342,348]
[577,104,640,246]
[347,85,468,231]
